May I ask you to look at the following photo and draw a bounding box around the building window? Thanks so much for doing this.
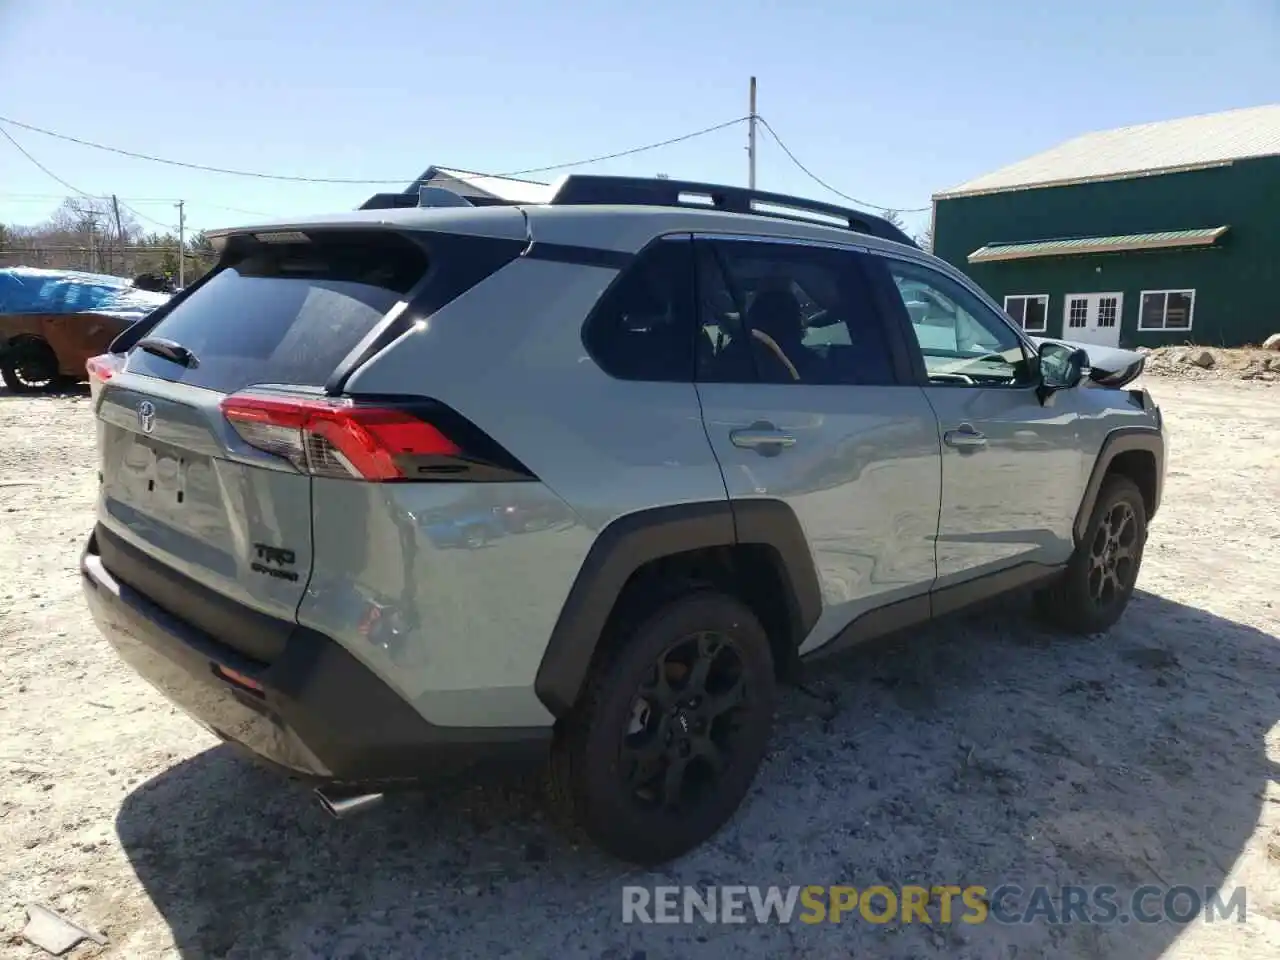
[1067,297,1088,329]
[1097,295,1119,329]
[1139,289,1195,331]
[1003,294,1049,333]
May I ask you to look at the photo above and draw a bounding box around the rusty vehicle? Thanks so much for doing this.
[0,267,170,393]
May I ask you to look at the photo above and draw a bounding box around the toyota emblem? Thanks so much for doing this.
[137,400,156,434]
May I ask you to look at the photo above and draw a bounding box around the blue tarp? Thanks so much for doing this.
[0,267,170,321]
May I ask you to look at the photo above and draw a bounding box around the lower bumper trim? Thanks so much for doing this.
[81,542,551,787]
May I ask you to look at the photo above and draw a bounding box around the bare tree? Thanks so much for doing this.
[188,229,215,260]
[914,227,933,253]
[881,209,906,230]
[39,198,142,273]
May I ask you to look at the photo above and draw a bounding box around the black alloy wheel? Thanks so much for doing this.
[620,629,749,812]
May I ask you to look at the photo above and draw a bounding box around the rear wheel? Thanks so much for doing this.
[1,338,62,393]
[549,589,776,865]
[1036,475,1147,634]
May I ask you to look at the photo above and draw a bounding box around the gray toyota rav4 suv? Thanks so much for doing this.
[82,175,1164,864]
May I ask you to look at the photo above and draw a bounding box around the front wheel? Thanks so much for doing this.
[549,590,776,865]
[1,339,62,393]
[1036,475,1148,634]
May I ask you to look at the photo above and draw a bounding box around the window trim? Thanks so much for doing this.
[1002,293,1050,333]
[1137,288,1196,332]
[872,252,1040,391]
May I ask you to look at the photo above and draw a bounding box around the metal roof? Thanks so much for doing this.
[418,166,553,204]
[967,226,1230,264]
[936,104,1280,199]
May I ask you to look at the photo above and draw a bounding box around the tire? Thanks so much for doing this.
[1036,474,1148,634]
[1,339,60,394]
[549,589,776,865]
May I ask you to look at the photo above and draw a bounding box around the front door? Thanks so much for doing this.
[873,256,1086,587]
[1062,292,1123,347]
[691,237,942,650]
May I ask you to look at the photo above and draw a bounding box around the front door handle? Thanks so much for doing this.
[943,426,987,450]
[730,428,797,450]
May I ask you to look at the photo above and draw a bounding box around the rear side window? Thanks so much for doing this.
[696,238,897,386]
[126,231,427,393]
[582,236,696,382]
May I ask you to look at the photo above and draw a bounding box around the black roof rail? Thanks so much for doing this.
[546,174,918,247]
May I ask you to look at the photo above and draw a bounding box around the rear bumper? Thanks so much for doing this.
[81,534,551,789]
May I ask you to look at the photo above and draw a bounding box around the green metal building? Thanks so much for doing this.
[932,104,1280,349]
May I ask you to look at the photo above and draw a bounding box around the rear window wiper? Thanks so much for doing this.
[136,336,199,368]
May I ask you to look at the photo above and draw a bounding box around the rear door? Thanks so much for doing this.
[93,229,431,661]
[692,236,942,653]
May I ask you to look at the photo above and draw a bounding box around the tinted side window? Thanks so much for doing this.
[880,259,1033,387]
[696,239,896,386]
[582,236,696,382]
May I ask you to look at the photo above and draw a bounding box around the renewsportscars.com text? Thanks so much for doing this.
[621,884,1247,926]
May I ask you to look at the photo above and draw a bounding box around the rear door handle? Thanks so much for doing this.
[943,426,987,450]
[730,428,797,450]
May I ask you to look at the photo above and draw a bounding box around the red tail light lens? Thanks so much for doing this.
[86,353,125,402]
[220,394,469,482]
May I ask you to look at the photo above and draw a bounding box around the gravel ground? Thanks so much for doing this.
[1143,345,1280,382]
[1,377,1278,959]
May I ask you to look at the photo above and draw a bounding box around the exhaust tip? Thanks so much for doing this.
[315,788,384,820]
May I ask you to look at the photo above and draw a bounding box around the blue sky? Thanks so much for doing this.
[1,0,1277,240]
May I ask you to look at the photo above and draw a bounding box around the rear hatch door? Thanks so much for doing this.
[94,229,429,662]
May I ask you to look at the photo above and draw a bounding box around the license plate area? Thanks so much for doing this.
[120,435,198,511]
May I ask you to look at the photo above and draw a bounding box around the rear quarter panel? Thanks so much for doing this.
[327,255,730,727]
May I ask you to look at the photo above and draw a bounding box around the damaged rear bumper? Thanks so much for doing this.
[80,533,550,790]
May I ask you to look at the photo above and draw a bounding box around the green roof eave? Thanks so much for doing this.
[967,226,1230,264]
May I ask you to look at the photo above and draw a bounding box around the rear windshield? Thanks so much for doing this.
[126,231,427,393]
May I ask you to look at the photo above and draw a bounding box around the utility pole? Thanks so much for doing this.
[111,195,125,275]
[84,214,100,273]
[175,200,186,288]
[747,76,758,190]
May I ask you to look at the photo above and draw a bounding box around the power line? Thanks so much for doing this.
[118,200,178,233]
[0,194,275,222]
[0,113,750,185]
[0,125,181,234]
[0,124,98,201]
[496,117,750,177]
[756,115,930,214]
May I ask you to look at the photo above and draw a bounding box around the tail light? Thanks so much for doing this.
[86,353,124,403]
[219,392,533,483]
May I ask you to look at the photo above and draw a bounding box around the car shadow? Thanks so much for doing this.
[116,589,1279,958]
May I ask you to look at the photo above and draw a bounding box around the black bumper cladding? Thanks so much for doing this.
[81,532,550,789]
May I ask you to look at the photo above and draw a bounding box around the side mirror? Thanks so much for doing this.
[1037,342,1089,402]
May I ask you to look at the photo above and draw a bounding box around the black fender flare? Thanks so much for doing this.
[1074,427,1164,544]
[533,499,822,718]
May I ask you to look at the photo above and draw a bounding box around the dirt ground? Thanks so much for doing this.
[1143,344,1280,382]
[1,376,1278,960]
